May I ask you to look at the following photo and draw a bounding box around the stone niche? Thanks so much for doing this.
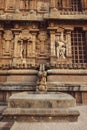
[36,30,50,64]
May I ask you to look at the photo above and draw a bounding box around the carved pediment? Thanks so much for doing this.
[18,29,32,41]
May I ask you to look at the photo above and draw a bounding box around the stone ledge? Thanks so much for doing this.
[0,70,38,75]
[3,108,80,122]
[47,69,87,75]
[8,93,76,108]
[0,82,87,91]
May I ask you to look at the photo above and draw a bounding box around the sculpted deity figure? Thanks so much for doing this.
[18,29,32,59]
[55,35,66,59]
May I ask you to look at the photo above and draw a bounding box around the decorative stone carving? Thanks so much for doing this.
[37,1,49,13]
[36,31,49,57]
[18,29,33,60]
[55,34,66,59]
[36,64,47,92]
[3,30,13,56]
[5,0,16,12]
[20,0,29,10]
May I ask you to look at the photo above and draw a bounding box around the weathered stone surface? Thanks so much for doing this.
[2,92,80,122]
[8,92,76,108]
[3,108,79,122]
[0,0,87,105]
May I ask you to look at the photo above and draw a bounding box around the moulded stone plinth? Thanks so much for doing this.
[8,92,76,108]
[3,92,80,122]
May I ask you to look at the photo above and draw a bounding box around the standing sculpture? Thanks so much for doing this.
[55,35,66,59]
[36,64,47,93]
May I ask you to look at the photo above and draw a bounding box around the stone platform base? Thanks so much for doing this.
[3,108,79,122]
[2,92,80,122]
[8,92,76,108]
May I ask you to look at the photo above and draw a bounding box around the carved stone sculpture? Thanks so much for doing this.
[36,64,47,92]
[3,30,13,56]
[55,36,66,59]
[37,31,49,56]
[18,29,33,60]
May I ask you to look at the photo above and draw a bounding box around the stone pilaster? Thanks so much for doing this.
[11,29,21,66]
[29,28,39,66]
[32,33,36,56]
[50,31,56,57]
[48,26,57,65]
[20,0,24,10]
[30,0,36,10]
[0,29,3,58]
[13,31,20,58]
[66,30,72,57]
[66,29,72,63]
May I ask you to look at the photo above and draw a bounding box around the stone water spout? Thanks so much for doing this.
[36,64,47,92]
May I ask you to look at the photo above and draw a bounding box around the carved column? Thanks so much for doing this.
[50,31,56,57]
[66,30,72,63]
[48,24,57,65]
[31,29,39,56]
[81,0,87,13]
[28,29,39,66]
[32,33,36,56]
[30,0,36,10]
[0,0,5,11]
[0,29,3,58]
[83,27,87,46]
[20,0,25,10]
[13,30,20,58]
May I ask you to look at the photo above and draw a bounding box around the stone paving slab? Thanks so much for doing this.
[0,122,13,130]
[10,106,87,130]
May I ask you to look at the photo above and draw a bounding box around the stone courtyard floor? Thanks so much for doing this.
[0,105,87,130]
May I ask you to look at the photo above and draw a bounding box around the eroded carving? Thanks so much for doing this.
[18,29,33,61]
[3,30,14,56]
[20,0,29,10]
[5,0,16,11]
[37,64,47,92]
[36,31,49,57]
[55,34,66,59]
[37,1,49,13]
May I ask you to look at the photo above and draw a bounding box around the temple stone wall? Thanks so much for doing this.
[0,0,87,104]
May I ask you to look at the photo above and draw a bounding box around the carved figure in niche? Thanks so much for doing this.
[37,64,47,92]
[3,30,13,55]
[55,35,66,59]
[18,29,32,60]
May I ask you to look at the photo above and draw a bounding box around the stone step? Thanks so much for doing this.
[3,107,80,122]
[8,92,76,108]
